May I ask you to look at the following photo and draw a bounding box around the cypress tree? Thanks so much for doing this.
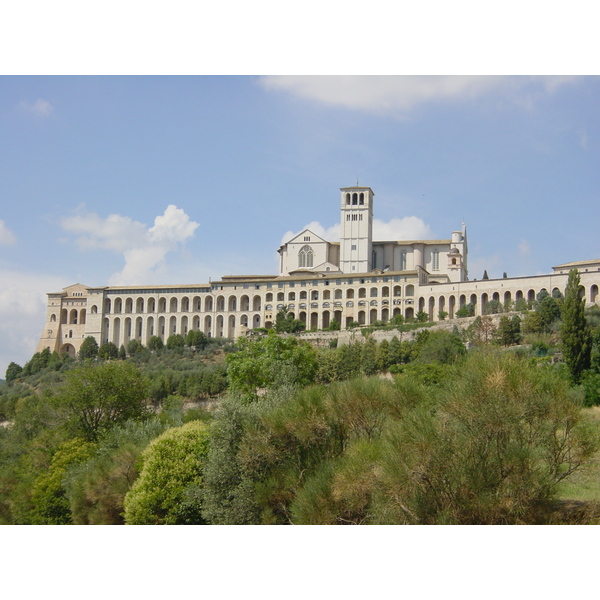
[560,269,592,383]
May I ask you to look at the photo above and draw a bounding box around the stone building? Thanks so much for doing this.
[35,185,600,357]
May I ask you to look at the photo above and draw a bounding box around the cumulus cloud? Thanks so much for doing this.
[281,216,432,245]
[19,98,54,117]
[260,76,580,115]
[0,220,17,245]
[61,205,199,285]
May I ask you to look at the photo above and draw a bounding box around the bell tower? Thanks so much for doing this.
[339,186,374,274]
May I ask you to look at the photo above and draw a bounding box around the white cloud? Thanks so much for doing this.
[0,220,17,245]
[0,269,69,377]
[19,98,54,117]
[518,238,531,257]
[61,205,199,285]
[281,216,432,245]
[577,128,589,150]
[260,76,580,115]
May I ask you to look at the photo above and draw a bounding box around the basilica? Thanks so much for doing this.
[35,185,600,357]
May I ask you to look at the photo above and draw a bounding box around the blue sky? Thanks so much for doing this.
[0,75,599,374]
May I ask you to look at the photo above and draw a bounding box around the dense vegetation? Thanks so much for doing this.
[1,268,600,525]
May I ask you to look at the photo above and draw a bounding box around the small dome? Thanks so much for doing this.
[449,247,460,254]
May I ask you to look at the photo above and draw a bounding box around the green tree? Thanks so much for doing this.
[147,336,164,352]
[123,420,210,524]
[98,342,118,360]
[456,302,475,318]
[29,438,96,524]
[79,336,99,360]
[5,362,23,384]
[415,310,429,323]
[561,269,593,383]
[226,331,318,399]
[274,307,305,333]
[65,419,168,524]
[413,331,466,365]
[496,315,521,346]
[55,362,149,442]
[361,338,378,376]
[376,339,390,371]
[126,339,142,356]
[166,334,185,350]
[186,329,208,349]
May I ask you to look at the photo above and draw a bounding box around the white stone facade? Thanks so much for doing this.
[35,185,600,357]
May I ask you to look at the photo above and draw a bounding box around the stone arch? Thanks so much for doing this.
[438,296,446,317]
[481,293,489,314]
[266,292,273,302]
[135,317,143,340]
[277,292,285,302]
[515,290,524,301]
[323,290,331,300]
[428,296,435,321]
[50,313,57,322]
[158,316,166,340]
[136,297,144,313]
[322,311,330,329]
[147,298,156,312]
[125,298,133,314]
[216,315,224,337]
[113,317,121,346]
[346,288,354,299]
[114,298,122,314]
[310,312,318,330]
[405,285,414,297]
[169,316,177,336]
[381,286,390,298]
[59,343,76,358]
[227,315,236,338]
[253,296,261,311]
[158,297,167,313]
[181,297,190,312]
[357,310,366,325]
[192,296,201,311]
[358,287,366,298]
[216,296,225,312]
[204,315,212,336]
[240,313,249,328]
[591,284,599,303]
[393,285,401,297]
[405,307,414,320]
[205,296,213,311]
[80,309,86,325]
[381,308,389,322]
[124,317,132,345]
[146,316,154,341]
[240,295,250,311]
[448,295,456,318]
[170,297,178,313]
[69,309,78,324]
[192,315,200,330]
[503,291,512,307]
[253,313,261,328]
[370,308,378,324]
[91,305,98,314]
[181,315,189,335]
[370,287,378,297]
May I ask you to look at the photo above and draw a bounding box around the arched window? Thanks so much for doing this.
[298,245,314,268]
[352,193,358,205]
[346,193,351,204]
[359,192,364,205]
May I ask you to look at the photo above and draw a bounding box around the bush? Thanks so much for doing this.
[123,420,210,524]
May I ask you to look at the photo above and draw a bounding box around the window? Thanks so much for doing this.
[304,236,311,242]
[351,245,357,251]
[432,249,440,271]
[298,245,314,268]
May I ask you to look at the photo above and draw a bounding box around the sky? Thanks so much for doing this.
[0,75,599,374]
